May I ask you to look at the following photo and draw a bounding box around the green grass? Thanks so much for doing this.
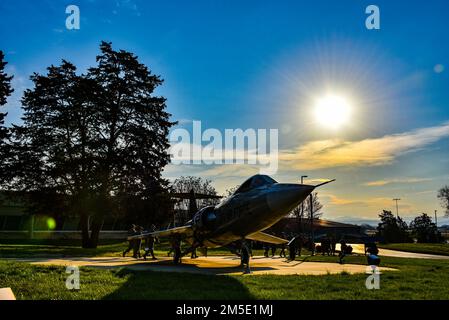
[1,256,449,299]
[0,241,127,258]
[1,241,449,300]
[1,257,449,300]
[0,239,265,258]
[378,243,449,256]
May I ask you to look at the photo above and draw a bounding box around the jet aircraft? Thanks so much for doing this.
[129,174,334,268]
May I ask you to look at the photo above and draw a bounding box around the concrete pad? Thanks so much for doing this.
[14,255,396,276]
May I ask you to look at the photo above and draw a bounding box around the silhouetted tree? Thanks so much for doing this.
[118,191,175,229]
[84,42,175,247]
[438,186,449,217]
[294,192,323,219]
[376,210,411,243]
[0,51,13,182]
[225,185,240,197]
[7,42,175,248]
[409,213,441,243]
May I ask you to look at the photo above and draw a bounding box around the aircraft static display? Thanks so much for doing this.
[129,174,334,269]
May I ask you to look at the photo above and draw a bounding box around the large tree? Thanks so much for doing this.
[409,213,441,243]
[84,42,175,247]
[8,42,175,248]
[376,210,411,243]
[437,186,449,217]
[0,51,14,170]
[10,61,99,246]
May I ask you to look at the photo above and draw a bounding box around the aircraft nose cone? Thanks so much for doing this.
[267,184,315,213]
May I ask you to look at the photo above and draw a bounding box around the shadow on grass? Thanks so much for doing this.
[117,258,278,275]
[104,268,255,300]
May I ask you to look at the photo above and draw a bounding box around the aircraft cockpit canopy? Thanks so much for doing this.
[234,174,277,194]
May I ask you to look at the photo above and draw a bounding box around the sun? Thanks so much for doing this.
[314,94,351,129]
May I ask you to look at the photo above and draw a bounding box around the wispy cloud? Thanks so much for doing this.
[362,177,433,187]
[280,122,449,170]
[321,193,414,212]
[115,0,141,16]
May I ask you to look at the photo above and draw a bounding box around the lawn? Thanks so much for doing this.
[0,239,265,258]
[1,241,449,299]
[378,243,449,256]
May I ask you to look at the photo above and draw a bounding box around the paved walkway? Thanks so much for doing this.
[349,244,449,260]
[11,255,396,276]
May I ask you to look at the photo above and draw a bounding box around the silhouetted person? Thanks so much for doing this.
[132,225,144,258]
[279,244,286,258]
[365,242,379,256]
[123,224,138,257]
[263,243,270,257]
[367,253,381,266]
[143,235,157,260]
[167,238,176,257]
[321,237,330,256]
[296,235,303,257]
[339,240,348,264]
[271,245,276,257]
[330,237,336,256]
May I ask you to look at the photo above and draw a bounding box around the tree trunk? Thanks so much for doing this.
[79,212,90,248]
[88,215,104,248]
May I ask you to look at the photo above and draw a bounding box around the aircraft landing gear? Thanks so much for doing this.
[240,240,251,274]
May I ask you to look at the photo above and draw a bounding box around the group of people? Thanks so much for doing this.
[263,243,287,258]
[122,225,378,266]
[315,236,338,256]
[122,224,158,260]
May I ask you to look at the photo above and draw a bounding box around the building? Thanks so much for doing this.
[267,217,367,242]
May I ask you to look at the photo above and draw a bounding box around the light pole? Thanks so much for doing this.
[435,210,438,227]
[300,176,308,234]
[310,193,315,256]
[393,198,401,218]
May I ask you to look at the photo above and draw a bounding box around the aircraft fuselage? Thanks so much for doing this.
[191,183,315,248]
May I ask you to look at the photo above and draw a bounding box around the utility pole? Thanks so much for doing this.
[435,210,438,227]
[310,193,315,256]
[299,176,308,234]
[393,198,401,218]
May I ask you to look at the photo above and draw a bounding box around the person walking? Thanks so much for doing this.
[132,225,144,259]
[143,235,157,260]
[279,243,286,258]
[339,240,348,264]
[123,224,138,257]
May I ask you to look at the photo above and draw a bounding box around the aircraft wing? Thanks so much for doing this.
[127,225,194,241]
[246,231,289,245]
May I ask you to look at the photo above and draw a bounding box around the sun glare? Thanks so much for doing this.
[314,95,351,129]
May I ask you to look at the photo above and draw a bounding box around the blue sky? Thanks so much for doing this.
[1,0,448,224]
